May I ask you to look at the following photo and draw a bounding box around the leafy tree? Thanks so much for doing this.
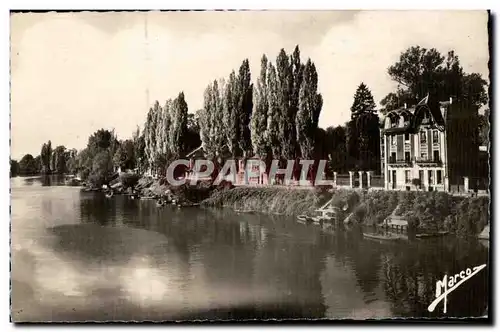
[251,54,270,159]
[276,48,295,160]
[113,139,135,170]
[133,126,147,173]
[478,108,490,147]
[290,45,305,157]
[156,99,171,159]
[266,62,281,159]
[379,89,414,115]
[345,120,359,168]
[89,150,113,187]
[75,129,119,185]
[88,129,113,152]
[200,82,224,159]
[383,46,488,109]
[144,101,160,172]
[237,59,254,158]
[10,159,19,177]
[325,126,348,173]
[76,148,92,179]
[296,59,323,160]
[169,91,189,158]
[185,113,201,155]
[223,71,239,158]
[356,112,380,171]
[51,145,67,174]
[33,156,41,174]
[65,148,78,175]
[18,154,39,175]
[40,140,52,174]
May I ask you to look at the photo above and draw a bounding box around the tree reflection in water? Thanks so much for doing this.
[75,193,488,319]
[381,239,489,318]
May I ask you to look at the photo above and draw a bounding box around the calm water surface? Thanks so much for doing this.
[11,176,489,321]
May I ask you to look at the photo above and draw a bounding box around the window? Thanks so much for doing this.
[421,152,428,160]
[420,131,427,143]
[405,170,411,183]
[390,152,396,163]
[405,133,410,141]
[433,130,439,144]
[433,150,440,162]
[405,151,410,162]
[428,170,434,185]
[391,135,396,146]
[437,170,443,184]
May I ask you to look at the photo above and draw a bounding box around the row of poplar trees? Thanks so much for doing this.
[198,46,323,171]
[143,92,189,174]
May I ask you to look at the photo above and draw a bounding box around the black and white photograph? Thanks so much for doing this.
[9,9,491,322]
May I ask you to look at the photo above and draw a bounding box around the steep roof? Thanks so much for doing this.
[381,99,447,134]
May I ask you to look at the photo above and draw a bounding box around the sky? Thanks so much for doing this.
[10,10,489,159]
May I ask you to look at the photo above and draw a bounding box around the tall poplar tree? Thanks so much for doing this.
[237,59,253,158]
[296,59,323,160]
[266,62,281,159]
[251,54,269,159]
[276,49,295,160]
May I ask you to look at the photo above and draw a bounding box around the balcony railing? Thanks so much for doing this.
[415,157,442,165]
[387,158,412,166]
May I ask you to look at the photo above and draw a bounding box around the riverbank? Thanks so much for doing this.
[133,177,234,205]
[201,187,489,237]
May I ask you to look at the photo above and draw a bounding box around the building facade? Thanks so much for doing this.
[380,98,480,192]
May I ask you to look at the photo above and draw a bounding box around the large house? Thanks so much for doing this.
[380,96,483,192]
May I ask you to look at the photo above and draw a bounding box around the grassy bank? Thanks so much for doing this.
[201,187,489,236]
[134,177,232,204]
[201,187,335,216]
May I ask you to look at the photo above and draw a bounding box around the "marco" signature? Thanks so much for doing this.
[428,264,487,314]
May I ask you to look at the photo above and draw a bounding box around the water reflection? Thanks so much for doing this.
[11,181,489,321]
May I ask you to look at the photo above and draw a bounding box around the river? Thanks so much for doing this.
[10,176,489,321]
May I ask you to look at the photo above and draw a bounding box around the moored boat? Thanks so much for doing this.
[478,225,489,240]
[363,232,406,242]
[415,231,449,239]
[297,215,315,224]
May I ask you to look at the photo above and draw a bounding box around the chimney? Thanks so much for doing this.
[404,103,407,109]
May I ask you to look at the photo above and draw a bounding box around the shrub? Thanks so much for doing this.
[120,173,140,189]
[411,178,421,189]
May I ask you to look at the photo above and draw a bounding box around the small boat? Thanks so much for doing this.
[178,203,200,208]
[105,191,114,198]
[140,196,154,200]
[363,233,406,242]
[416,231,449,239]
[297,215,315,224]
[235,209,255,214]
[156,199,166,207]
[478,225,489,240]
